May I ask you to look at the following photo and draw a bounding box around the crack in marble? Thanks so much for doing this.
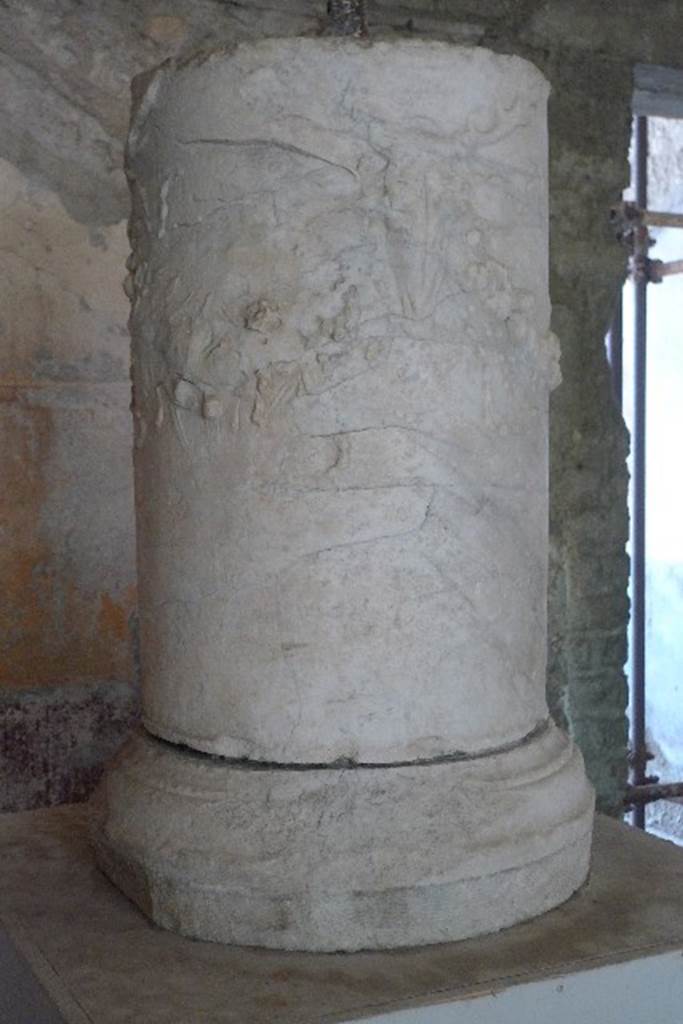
[178,136,359,182]
[147,717,553,771]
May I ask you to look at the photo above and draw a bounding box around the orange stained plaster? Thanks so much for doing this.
[0,389,137,688]
[98,586,136,644]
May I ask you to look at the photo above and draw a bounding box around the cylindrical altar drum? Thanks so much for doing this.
[92,38,594,951]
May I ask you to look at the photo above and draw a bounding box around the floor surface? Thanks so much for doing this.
[1,808,683,1023]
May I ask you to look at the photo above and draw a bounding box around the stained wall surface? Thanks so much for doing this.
[3,0,681,813]
[0,154,139,809]
[0,159,135,689]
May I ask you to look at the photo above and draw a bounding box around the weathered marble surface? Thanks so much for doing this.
[93,722,593,951]
[94,38,594,951]
[128,38,559,763]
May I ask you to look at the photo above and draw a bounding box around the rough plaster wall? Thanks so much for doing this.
[0,158,136,688]
[0,149,139,806]
[3,0,678,813]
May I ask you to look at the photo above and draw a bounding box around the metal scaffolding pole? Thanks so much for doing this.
[607,291,623,411]
[632,115,648,830]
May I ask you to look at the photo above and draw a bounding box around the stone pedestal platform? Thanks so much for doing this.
[1,809,682,1024]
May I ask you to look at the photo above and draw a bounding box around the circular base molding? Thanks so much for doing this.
[91,723,593,952]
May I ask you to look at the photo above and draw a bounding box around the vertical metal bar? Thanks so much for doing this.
[632,115,648,830]
[608,293,624,412]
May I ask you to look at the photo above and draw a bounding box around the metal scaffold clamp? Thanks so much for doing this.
[611,200,683,283]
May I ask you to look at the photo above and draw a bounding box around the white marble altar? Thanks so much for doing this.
[92,37,594,951]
